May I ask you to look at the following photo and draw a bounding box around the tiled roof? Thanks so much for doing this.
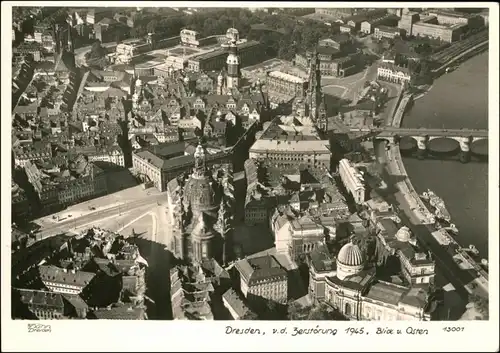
[236,255,287,286]
[89,304,146,320]
[62,293,89,310]
[39,265,96,287]
[16,288,64,309]
[222,288,251,318]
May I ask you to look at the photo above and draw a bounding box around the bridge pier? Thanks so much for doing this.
[456,137,471,163]
[414,136,427,159]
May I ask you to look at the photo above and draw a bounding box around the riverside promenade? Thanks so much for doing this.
[381,90,489,301]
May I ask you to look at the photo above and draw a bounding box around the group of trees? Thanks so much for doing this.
[288,302,348,320]
[129,8,336,62]
[85,40,107,69]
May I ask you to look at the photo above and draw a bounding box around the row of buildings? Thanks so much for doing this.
[12,227,149,320]
[294,35,361,78]
[398,9,485,43]
[307,193,436,320]
[23,155,108,213]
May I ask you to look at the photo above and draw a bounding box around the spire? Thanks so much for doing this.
[193,140,206,178]
[67,22,74,53]
[214,199,231,238]
[215,199,231,265]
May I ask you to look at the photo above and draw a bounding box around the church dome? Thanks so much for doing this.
[396,226,412,242]
[337,242,364,267]
[336,241,365,281]
[184,175,219,213]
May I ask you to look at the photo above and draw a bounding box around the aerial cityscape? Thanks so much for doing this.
[9,6,490,321]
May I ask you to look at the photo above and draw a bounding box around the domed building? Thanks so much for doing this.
[336,240,365,280]
[307,236,434,321]
[395,225,412,242]
[166,142,234,264]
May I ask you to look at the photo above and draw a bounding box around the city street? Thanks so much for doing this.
[33,186,168,239]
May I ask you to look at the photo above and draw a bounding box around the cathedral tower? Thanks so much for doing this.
[226,40,240,90]
[307,51,328,135]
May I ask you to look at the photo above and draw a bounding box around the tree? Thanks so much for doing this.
[307,303,347,320]
[89,40,106,59]
[287,302,309,320]
[146,20,158,34]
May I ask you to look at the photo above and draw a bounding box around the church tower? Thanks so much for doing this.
[226,40,240,91]
[307,51,322,121]
[64,22,76,69]
[214,199,232,265]
[307,51,328,135]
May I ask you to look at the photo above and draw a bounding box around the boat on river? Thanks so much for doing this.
[420,189,452,222]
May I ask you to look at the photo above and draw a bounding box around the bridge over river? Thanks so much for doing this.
[373,127,488,155]
[341,126,488,162]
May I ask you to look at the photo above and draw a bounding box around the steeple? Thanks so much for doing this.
[214,199,232,265]
[192,140,206,179]
[226,39,240,91]
[66,22,74,53]
[307,50,326,130]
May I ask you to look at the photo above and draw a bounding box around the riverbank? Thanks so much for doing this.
[401,52,488,260]
[382,90,489,299]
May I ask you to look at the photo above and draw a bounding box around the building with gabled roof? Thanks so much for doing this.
[39,265,96,295]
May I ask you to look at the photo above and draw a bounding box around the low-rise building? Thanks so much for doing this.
[375,220,436,285]
[307,244,337,304]
[412,20,466,43]
[170,260,230,320]
[14,288,65,320]
[377,62,412,85]
[338,158,366,204]
[234,254,288,306]
[222,288,253,320]
[39,265,96,295]
[373,25,403,40]
[86,146,125,166]
[266,71,308,100]
[249,116,331,172]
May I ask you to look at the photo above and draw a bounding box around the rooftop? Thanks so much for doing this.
[222,288,251,318]
[250,139,330,153]
[16,288,64,309]
[39,265,96,287]
[236,254,287,285]
[90,303,146,320]
[268,71,306,84]
[309,243,336,273]
[365,280,408,306]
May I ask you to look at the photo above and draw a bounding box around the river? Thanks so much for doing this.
[401,52,489,259]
